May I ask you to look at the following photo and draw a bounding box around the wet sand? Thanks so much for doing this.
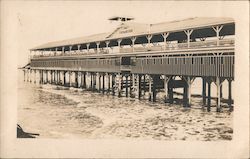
[18,82,233,141]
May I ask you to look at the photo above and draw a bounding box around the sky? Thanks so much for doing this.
[0,1,248,67]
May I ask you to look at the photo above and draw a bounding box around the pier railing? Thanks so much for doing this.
[31,38,234,59]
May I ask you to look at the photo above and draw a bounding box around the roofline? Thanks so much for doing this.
[30,17,235,51]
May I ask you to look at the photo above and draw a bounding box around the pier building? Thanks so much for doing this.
[23,17,235,112]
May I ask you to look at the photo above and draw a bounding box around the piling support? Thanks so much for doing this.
[112,74,115,96]
[216,76,221,112]
[75,71,78,88]
[207,79,212,112]
[69,71,72,87]
[118,74,122,97]
[107,73,110,93]
[29,70,32,83]
[102,73,105,94]
[83,72,86,88]
[228,78,233,111]
[138,74,142,99]
[33,70,36,84]
[63,71,66,86]
[152,76,157,102]
[148,75,152,101]
[164,75,171,103]
[46,70,48,84]
[202,77,207,106]
[125,74,129,97]
[143,75,146,95]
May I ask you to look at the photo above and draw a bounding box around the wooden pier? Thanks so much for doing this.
[23,17,235,112]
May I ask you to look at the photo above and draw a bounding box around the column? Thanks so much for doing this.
[212,25,223,46]
[131,37,136,52]
[102,73,105,94]
[112,74,115,96]
[228,79,233,111]
[207,80,211,112]
[164,75,169,103]
[75,71,78,88]
[125,74,128,97]
[118,73,122,97]
[146,35,152,48]
[138,74,142,99]
[63,71,66,86]
[105,41,110,53]
[148,76,152,101]
[96,42,100,54]
[184,29,193,48]
[202,77,207,105]
[108,74,111,93]
[216,77,221,112]
[152,76,157,102]
[161,32,169,50]
[86,44,90,53]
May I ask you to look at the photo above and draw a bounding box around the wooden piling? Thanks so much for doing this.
[125,74,128,97]
[138,74,142,99]
[216,77,221,112]
[148,76,152,101]
[152,76,156,102]
[202,77,206,106]
[207,80,211,112]
[112,74,115,96]
[228,79,233,111]
[102,73,105,94]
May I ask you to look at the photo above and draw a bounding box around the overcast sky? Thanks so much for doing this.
[1,1,248,67]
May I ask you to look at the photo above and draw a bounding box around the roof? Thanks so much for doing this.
[31,17,234,51]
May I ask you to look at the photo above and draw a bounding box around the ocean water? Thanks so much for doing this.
[18,70,233,140]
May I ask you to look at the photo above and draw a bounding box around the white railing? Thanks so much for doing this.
[31,38,234,59]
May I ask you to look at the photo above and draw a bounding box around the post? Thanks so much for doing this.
[202,77,207,106]
[216,77,221,112]
[220,84,223,98]
[228,79,233,111]
[143,75,146,95]
[46,70,48,84]
[50,70,53,84]
[90,73,93,90]
[105,41,110,53]
[131,37,136,52]
[96,42,100,54]
[152,76,156,102]
[168,79,173,104]
[212,25,223,46]
[68,71,72,87]
[125,74,128,97]
[102,73,105,94]
[138,74,142,99]
[148,76,152,101]
[75,72,78,88]
[86,44,90,53]
[184,30,193,48]
[146,35,152,48]
[107,74,110,93]
[183,82,188,107]
[63,71,66,86]
[161,32,169,50]
[118,74,122,97]
[83,72,86,88]
[112,74,115,96]
[164,75,168,103]
[207,80,211,112]
[98,73,101,92]
[187,76,192,106]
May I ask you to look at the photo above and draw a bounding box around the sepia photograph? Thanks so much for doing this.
[0,0,249,158]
